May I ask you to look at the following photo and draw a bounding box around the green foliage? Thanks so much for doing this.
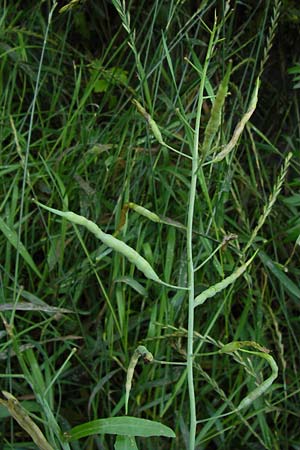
[64,416,175,441]
[0,1,299,449]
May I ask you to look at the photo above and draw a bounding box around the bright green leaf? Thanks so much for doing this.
[0,216,42,278]
[114,276,148,297]
[94,79,109,93]
[114,435,138,450]
[64,416,176,441]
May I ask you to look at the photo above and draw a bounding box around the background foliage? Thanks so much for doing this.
[0,0,300,449]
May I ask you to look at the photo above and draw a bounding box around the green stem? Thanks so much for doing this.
[186,21,217,450]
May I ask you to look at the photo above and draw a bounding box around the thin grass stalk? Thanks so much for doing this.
[12,1,57,319]
[186,20,217,449]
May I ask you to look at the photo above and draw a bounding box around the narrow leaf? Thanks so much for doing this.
[258,250,300,299]
[64,416,176,441]
[0,216,42,278]
[114,276,148,297]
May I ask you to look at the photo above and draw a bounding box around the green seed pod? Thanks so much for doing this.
[194,251,258,307]
[127,203,161,223]
[133,99,164,144]
[236,351,278,411]
[125,346,154,415]
[213,78,260,163]
[34,201,161,282]
[202,61,232,158]
[1,391,54,450]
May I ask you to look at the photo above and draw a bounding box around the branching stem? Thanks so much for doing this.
[186,20,217,449]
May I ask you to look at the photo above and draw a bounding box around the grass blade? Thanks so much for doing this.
[0,216,42,278]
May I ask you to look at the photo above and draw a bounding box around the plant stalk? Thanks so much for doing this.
[186,21,217,449]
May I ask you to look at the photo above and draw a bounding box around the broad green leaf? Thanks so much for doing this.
[0,216,42,278]
[94,79,109,93]
[64,416,176,441]
[114,435,138,450]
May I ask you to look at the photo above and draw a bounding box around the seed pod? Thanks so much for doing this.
[202,61,232,158]
[125,346,154,415]
[34,201,161,282]
[1,391,54,450]
[127,202,161,223]
[194,251,258,307]
[236,351,278,411]
[213,78,260,163]
[132,99,164,145]
[218,342,278,412]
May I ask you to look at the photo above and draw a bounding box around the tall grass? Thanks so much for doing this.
[0,1,299,449]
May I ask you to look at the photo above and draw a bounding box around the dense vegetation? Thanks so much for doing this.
[0,1,299,449]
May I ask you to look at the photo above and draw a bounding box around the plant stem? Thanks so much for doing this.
[186,20,217,449]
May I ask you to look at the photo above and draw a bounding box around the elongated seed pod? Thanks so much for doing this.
[213,78,260,163]
[236,352,278,411]
[194,251,258,307]
[132,99,164,144]
[125,346,153,415]
[127,203,161,223]
[34,201,189,290]
[1,392,54,450]
[218,343,278,412]
[202,61,232,158]
[34,202,161,282]
[220,341,270,354]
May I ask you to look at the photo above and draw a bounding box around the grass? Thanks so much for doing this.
[0,0,300,449]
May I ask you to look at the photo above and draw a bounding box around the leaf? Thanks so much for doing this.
[0,302,73,314]
[0,216,42,278]
[281,193,300,206]
[64,416,176,441]
[258,250,300,299]
[114,276,148,297]
[114,435,138,450]
[94,79,109,93]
